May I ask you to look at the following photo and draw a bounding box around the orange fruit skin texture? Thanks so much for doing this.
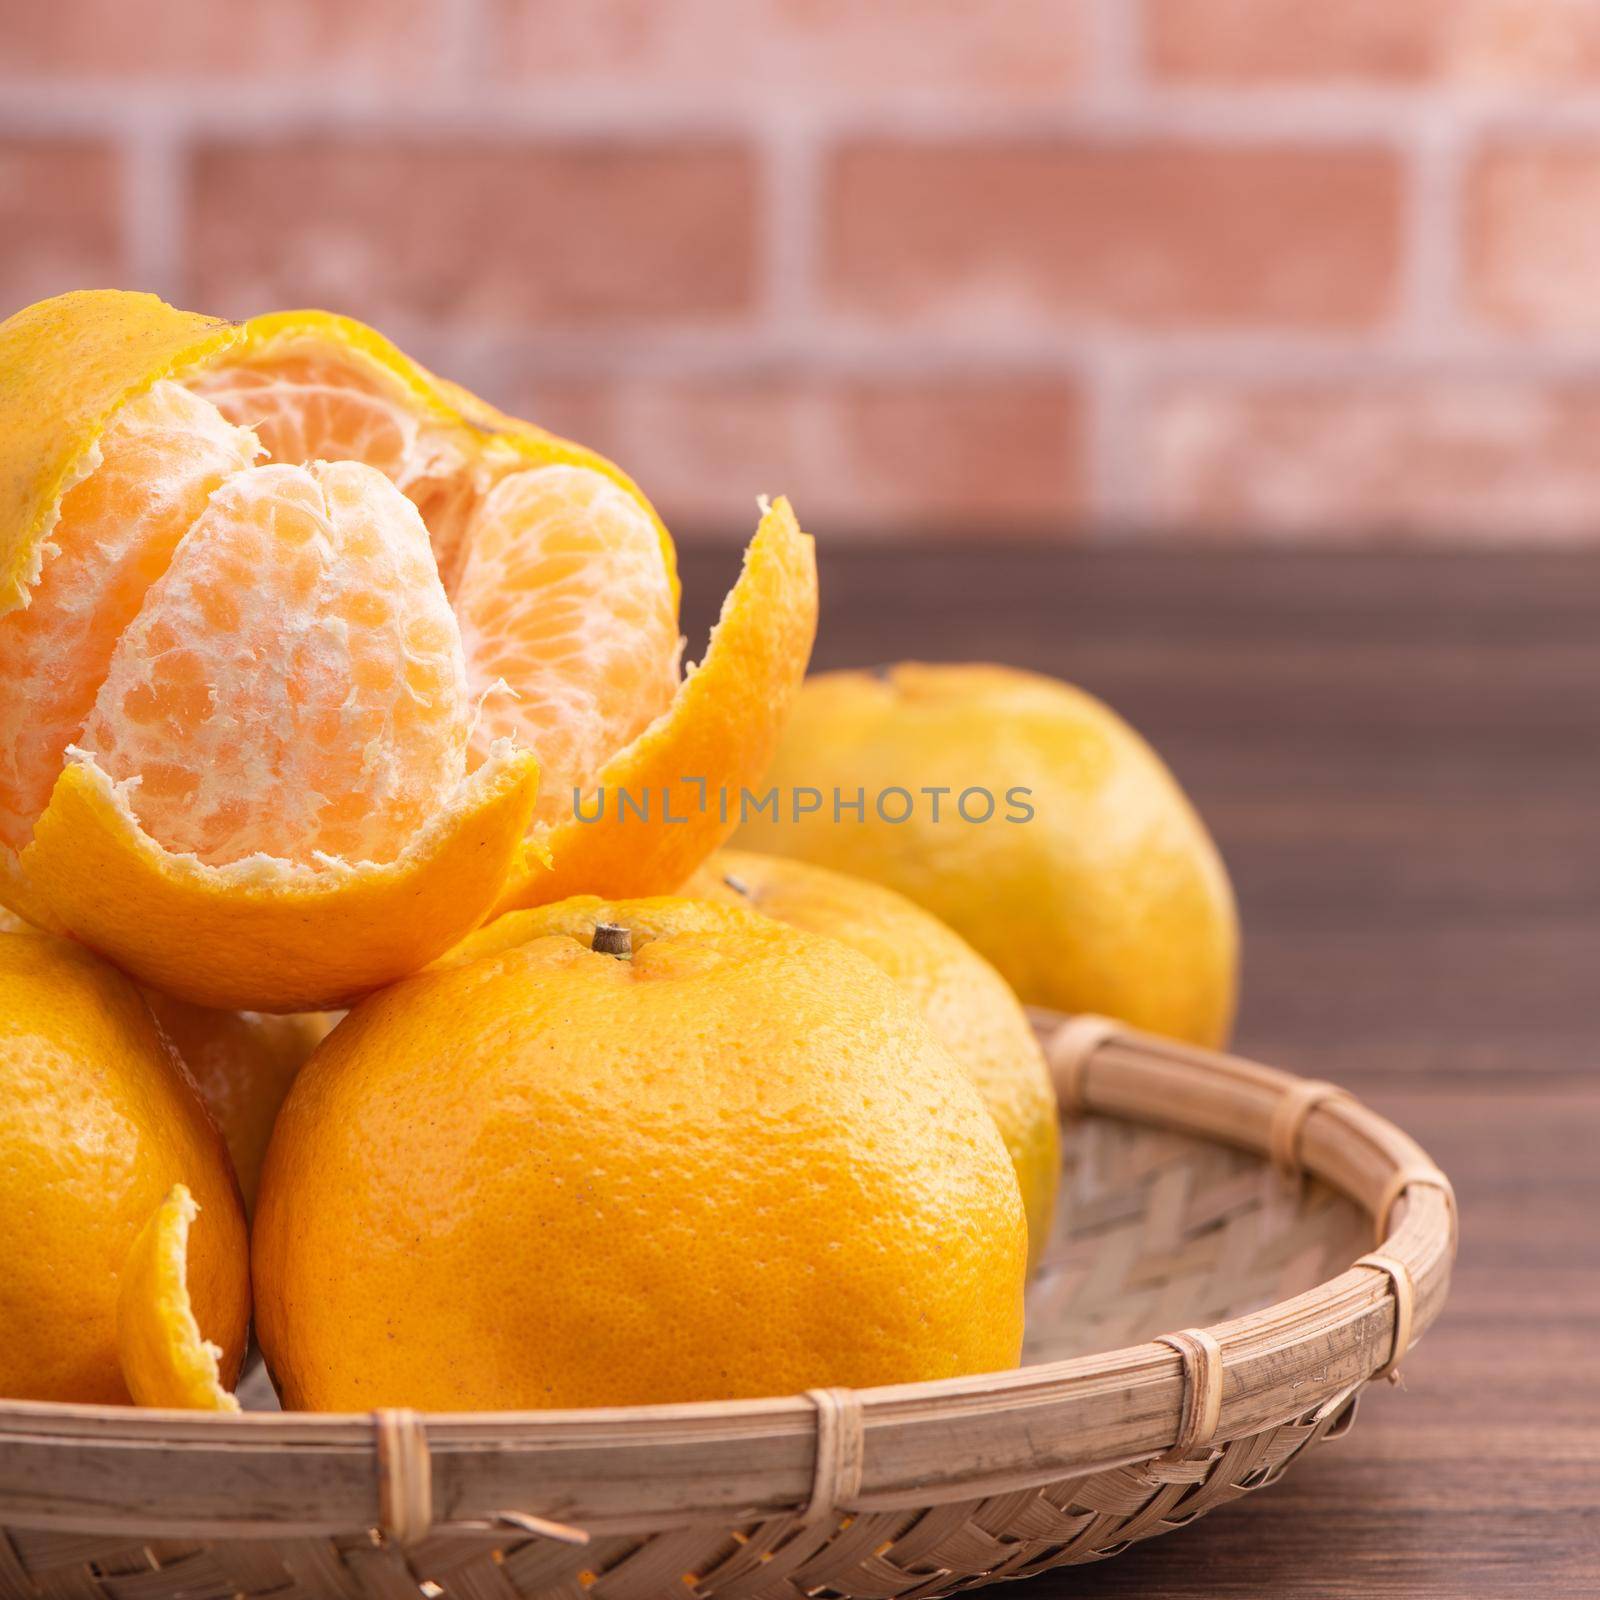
[253,896,1026,1411]
[736,664,1239,1049]
[0,931,249,1404]
[0,903,334,1215]
[689,849,1060,1272]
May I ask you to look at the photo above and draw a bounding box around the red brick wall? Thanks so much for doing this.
[5,1,1600,541]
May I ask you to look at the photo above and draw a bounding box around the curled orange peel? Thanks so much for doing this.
[22,743,539,1013]
[116,1184,240,1413]
[0,291,245,619]
[495,495,817,913]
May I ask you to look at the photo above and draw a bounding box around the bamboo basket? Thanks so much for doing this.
[0,1012,1456,1600]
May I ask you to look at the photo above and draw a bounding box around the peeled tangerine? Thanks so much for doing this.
[0,292,816,1011]
[253,896,1026,1409]
[0,930,248,1406]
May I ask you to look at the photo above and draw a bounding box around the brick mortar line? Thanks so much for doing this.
[0,86,765,139]
[1082,342,1141,530]
[22,81,1600,141]
[794,95,1600,143]
[418,324,1600,383]
[761,115,822,334]
[1085,0,1143,111]
[120,123,184,302]
[1091,331,1600,376]
[1398,113,1466,342]
[436,0,492,87]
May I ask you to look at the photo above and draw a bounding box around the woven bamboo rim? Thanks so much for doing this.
[0,1013,1456,1599]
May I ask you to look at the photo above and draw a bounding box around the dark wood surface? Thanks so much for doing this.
[685,543,1600,1599]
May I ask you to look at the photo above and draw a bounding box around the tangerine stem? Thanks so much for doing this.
[591,922,631,958]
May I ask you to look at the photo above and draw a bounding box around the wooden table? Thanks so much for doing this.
[688,543,1600,1599]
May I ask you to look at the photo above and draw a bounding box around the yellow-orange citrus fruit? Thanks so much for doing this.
[117,1184,240,1411]
[0,292,815,1009]
[0,907,332,1211]
[254,895,1025,1409]
[143,996,334,1212]
[0,931,248,1403]
[737,664,1238,1047]
[688,849,1060,1269]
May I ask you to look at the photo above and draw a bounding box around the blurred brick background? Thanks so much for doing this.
[8,1,1600,541]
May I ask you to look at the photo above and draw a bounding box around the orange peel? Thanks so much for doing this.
[22,743,539,1012]
[0,931,249,1404]
[0,290,244,617]
[117,1184,240,1412]
[0,290,814,1007]
[498,495,817,911]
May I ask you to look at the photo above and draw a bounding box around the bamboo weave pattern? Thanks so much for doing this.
[0,1017,1454,1600]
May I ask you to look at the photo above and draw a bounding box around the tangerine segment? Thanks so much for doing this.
[188,313,680,607]
[81,460,471,868]
[0,382,261,857]
[497,496,816,912]
[193,351,444,484]
[454,465,682,829]
[117,1185,240,1411]
[0,290,244,618]
[390,352,681,612]
[189,348,484,587]
[20,743,539,1012]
